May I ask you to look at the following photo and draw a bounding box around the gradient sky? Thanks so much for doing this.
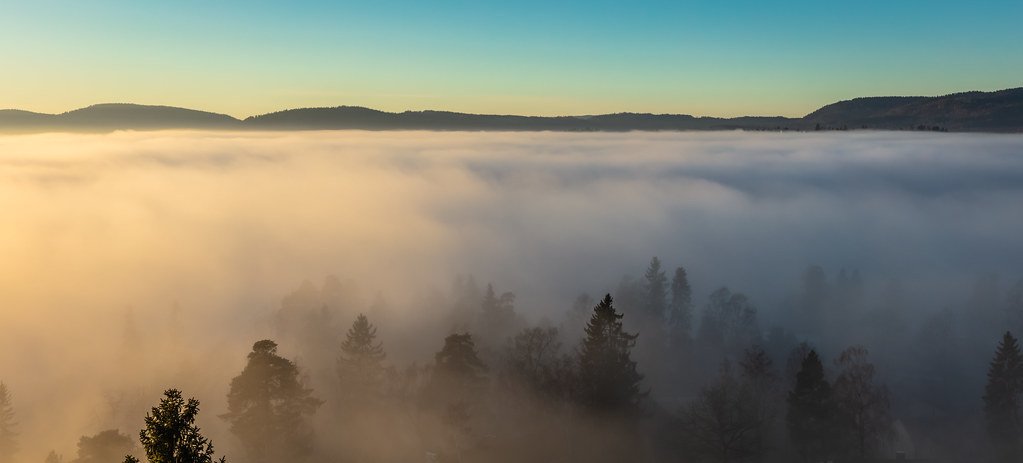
[2,0,1021,118]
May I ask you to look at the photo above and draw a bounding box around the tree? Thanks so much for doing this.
[983,331,1023,462]
[337,314,387,405]
[668,266,694,348]
[643,257,668,322]
[0,382,16,463]
[222,340,322,463]
[432,333,488,395]
[72,430,133,463]
[698,288,761,355]
[477,284,519,347]
[740,346,778,461]
[576,294,645,412]
[127,389,225,463]
[786,350,837,463]
[504,326,574,399]
[833,346,892,459]
[680,363,762,463]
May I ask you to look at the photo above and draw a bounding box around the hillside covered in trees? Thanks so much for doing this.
[2,87,1022,133]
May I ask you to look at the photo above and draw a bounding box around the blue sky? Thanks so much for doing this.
[1,0,1021,117]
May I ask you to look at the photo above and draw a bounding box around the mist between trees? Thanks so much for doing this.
[1,130,1023,463]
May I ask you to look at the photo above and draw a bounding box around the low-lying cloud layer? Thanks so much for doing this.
[1,130,1021,460]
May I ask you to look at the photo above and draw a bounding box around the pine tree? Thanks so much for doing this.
[222,340,322,463]
[576,294,645,412]
[337,314,387,405]
[787,350,837,463]
[984,331,1023,462]
[0,382,17,463]
[668,266,693,348]
[126,389,225,463]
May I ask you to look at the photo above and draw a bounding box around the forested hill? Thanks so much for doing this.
[804,87,1023,132]
[0,103,242,131]
[2,87,1022,132]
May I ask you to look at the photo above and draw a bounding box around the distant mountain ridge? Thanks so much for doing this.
[3,88,1022,133]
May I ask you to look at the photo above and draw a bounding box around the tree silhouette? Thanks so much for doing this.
[698,288,760,355]
[680,363,762,463]
[668,266,693,348]
[833,346,892,459]
[984,331,1023,462]
[72,430,133,463]
[740,346,778,461]
[786,350,837,463]
[221,340,322,463]
[504,326,574,400]
[337,314,387,405]
[432,333,488,394]
[126,389,225,463]
[576,294,645,412]
[0,382,17,463]
[643,257,668,322]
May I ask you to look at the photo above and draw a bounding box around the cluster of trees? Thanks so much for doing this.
[6,258,1023,463]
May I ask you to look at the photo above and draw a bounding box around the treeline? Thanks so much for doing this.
[3,258,1023,463]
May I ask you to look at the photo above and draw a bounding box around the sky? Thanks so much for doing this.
[1,0,1022,117]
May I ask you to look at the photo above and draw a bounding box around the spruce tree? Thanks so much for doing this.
[984,331,1023,462]
[787,350,837,463]
[0,382,17,463]
[668,266,693,348]
[126,389,225,463]
[222,340,322,463]
[337,314,387,404]
[576,294,645,412]
[643,257,668,322]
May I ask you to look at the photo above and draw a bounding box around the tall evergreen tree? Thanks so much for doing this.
[787,350,837,463]
[984,331,1023,462]
[643,257,668,322]
[337,314,387,405]
[221,340,322,463]
[576,294,645,412]
[0,382,16,463]
[668,266,693,347]
[478,284,519,346]
[125,389,225,463]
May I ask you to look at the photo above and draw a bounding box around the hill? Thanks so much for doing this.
[804,88,1023,131]
[2,88,1021,133]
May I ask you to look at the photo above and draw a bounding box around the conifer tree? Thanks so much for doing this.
[222,340,322,463]
[576,294,645,412]
[787,350,837,463]
[0,382,17,463]
[337,314,387,404]
[668,266,693,348]
[643,257,668,322]
[125,389,225,463]
[984,331,1023,462]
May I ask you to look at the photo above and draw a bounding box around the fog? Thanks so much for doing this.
[1,130,1022,462]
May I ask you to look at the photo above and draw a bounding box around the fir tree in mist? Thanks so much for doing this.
[125,389,225,463]
[984,331,1023,462]
[337,313,387,405]
[787,350,837,463]
[576,294,645,412]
